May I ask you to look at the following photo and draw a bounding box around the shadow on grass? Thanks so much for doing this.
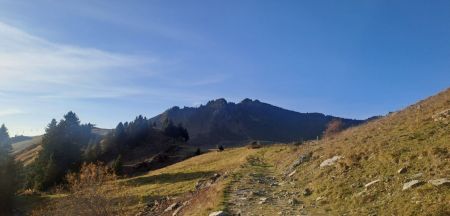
[125,171,216,186]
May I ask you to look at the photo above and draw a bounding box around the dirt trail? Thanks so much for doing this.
[225,154,311,216]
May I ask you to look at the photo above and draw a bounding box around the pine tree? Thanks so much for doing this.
[0,124,19,213]
[111,154,123,175]
[28,112,94,190]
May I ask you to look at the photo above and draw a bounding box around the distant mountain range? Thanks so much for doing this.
[150,98,366,147]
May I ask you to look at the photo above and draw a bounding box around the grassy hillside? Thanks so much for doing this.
[26,88,449,216]
[13,128,111,166]
[278,88,450,215]
[12,136,42,154]
[13,136,43,166]
[27,147,258,215]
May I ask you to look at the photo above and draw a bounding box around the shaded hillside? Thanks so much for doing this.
[151,98,364,147]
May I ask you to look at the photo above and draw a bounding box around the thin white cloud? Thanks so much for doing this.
[0,20,225,136]
[0,108,25,117]
[0,21,156,99]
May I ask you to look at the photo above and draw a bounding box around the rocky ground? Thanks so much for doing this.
[225,153,327,216]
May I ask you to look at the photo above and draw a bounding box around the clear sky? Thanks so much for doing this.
[0,0,449,136]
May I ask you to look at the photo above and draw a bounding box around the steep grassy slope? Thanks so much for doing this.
[13,136,43,166]
[12,136,42,154]
[288,88,449,215]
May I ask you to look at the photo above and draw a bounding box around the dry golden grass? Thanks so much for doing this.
[30,163,129,216]
[14,144,42,166]
[273,88,450,215]
[116,148,255,215]
[28,148,257,215]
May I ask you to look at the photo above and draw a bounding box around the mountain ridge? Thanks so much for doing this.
[151,98,366,147]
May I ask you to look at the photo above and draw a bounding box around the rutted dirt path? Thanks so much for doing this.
[225,154,311,216]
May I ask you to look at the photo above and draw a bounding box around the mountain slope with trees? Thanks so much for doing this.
[151,98,365,147]
[20,112,192,191]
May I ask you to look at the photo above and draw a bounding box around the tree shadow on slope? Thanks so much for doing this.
[125,171,216,186]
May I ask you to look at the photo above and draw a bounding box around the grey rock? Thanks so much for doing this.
[209,211,228,216]
[288,198,300,205]
[172,205,183,216]
[402,180,424,191]
[164,202,180,212]
[320,156,342,167]
[428,178,450,187]
[285,153,311,175]
[432,108,450,123]
[258,197,268,204]
[410,173,423,179]
[316,196,325,201]
[397,167,407,174]
[303,188,312,196]
[364,179,381,188]
[287,170,297,177]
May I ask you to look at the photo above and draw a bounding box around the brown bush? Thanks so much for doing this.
[31,162,129,216]
[323,119,345,138]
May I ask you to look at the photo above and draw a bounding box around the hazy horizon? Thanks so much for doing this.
[1,0,449,136]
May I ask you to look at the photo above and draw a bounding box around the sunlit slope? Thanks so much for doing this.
[115,147,255,215]
[13,136,43,166]
[12,135,42,154]
[280,88,449,215]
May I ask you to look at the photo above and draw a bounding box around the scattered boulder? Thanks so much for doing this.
[212,173,221,180]
[428,178,450,187]
[397,167,407,174]
[292,153,311,167]
[364,179,381,188]
[195,173,222,190]
[288,198,300,205]
[303,188,312,196]
[432,108,450,124]
[320,155,342,167]
[402,180,424,191]
[287,170,297,178]
[172,205,183,216]
[209,211,227,216]
[316,196,324,201]
[285,153,311,176]
[258,197,268,204]
[164,202,180,212]
[410,173,423,179]
[270,182,279,187]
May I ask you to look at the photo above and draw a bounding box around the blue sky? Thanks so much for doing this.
[0,0,449,136]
